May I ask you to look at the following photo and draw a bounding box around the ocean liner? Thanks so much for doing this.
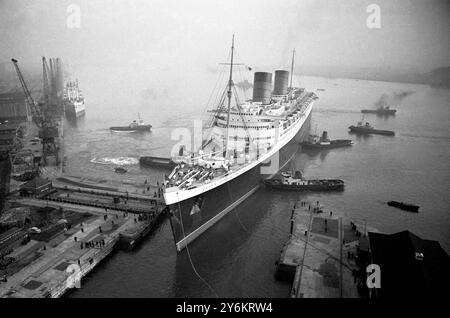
[163,37,317,252]
[63,80,85,119]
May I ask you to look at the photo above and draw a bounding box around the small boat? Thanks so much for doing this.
[349,121,395,136]
[301,131,353,149]
[114,167,127,174]
[110,114,151,132]
[361,105,396,115]
[264,171,344,191]
[316,88,326,91]
[139,156,177,168]
[387,201,419,213]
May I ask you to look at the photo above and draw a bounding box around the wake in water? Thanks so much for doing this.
[90,157,139,166]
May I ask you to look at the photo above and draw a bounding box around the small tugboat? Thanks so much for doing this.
[114,167,127,174]
[110,114,151,132]
[361,105,396,115]
[301,131,353,149]
[264,171,344,191]
[139,156,177,169]
[387,201,419,213]
[349,121,395,136]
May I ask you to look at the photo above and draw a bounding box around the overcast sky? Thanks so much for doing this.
[1,0,449,90]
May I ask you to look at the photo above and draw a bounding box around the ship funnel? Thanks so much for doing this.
[321,131,328,141]
[252,72,272,104]
[273,70,289,95]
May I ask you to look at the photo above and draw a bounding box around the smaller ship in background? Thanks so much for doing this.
[361,104,396,115]
[301,131,353,149]
[64,80,85,119]
[110,114,152,132]
[387,201,420,213]
[349,121,395,136]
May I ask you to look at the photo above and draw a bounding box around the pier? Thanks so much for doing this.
[276,201,376,298]
[0,182,167,298]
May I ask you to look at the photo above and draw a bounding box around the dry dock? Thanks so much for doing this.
[276,201,377,298]
[0,190,166,298]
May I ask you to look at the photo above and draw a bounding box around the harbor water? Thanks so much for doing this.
[65,75,450,297]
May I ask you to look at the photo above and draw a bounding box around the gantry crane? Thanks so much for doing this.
[11,58,43,127]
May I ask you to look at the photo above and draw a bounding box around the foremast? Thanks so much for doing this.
[224,34,235,158]
[289,49,295,90]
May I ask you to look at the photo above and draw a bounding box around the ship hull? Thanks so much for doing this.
[65,102,85,119]
[264,179,344,191]
[109,126,152,132]
[348,126,395,136]
[168,112,312,252]
[361,109,396,115]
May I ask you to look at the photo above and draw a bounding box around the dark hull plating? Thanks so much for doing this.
[168,112,312,251]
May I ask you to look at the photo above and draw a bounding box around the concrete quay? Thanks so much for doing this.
[0,199,166,298]
[276,201,377,298]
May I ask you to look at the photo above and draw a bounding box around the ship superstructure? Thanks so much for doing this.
[63,80,85,118]
[163,37,317,251]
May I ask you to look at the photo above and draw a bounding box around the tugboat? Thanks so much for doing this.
[361,105,396,115]
[349,121,395,136]
[139,156,177,169]
[110,114,151,132]
[264,171,344,191]
[114,167,127,174]
[387,201,419,213]
[301,131,353,149]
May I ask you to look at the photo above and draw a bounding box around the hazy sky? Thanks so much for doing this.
[1,0,449,103]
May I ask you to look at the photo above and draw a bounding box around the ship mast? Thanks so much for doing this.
[289,49,295,89]
[224,34,235,158]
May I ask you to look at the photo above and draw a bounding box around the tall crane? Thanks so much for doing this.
[11,58,43,126]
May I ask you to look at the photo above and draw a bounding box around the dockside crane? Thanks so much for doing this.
[11,58,43,127]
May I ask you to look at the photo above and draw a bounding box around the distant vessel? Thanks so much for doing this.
[110,115,151,132]
[361,105,396,115]
[387,201,419,213]
[349,122,395,136]
[316,88,326,92]
[301,131,352,149]
[264,171,344,191]
[64,80,85,118]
